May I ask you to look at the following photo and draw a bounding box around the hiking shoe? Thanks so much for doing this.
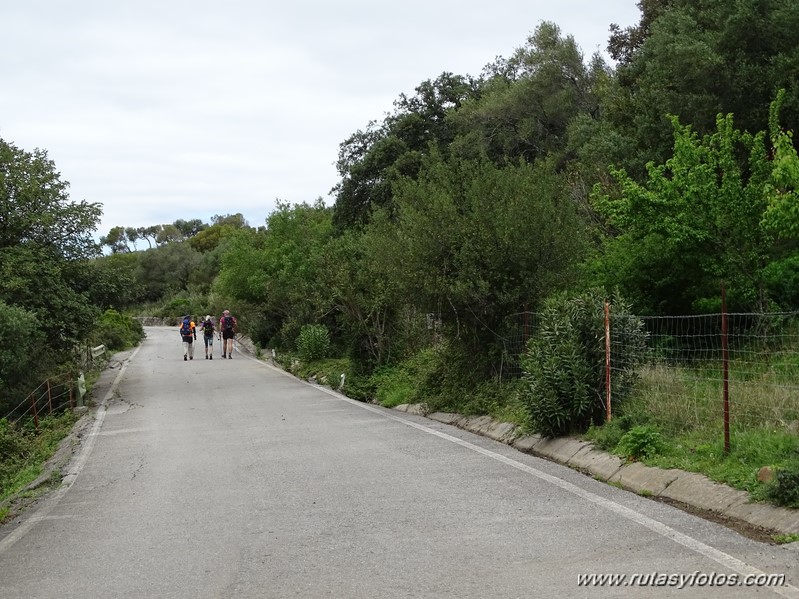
[184,356,188,361]
[210,355,213,360]
[190,356,193,360]
[228,355,232,359]
[222,353,226,358]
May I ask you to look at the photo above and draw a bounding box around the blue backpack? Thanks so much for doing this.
[180,317,192,336]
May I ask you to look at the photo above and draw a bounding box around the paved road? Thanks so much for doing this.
[1,326,798,598]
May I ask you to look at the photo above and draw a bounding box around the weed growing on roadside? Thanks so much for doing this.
[615,425,665,461]
[765,465,799,508]
[0,411,77,508]
[772,533,799,544]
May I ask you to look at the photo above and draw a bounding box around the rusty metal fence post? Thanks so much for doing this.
[605,300,612,423]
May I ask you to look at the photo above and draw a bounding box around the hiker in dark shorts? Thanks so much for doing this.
[219,309,237,359]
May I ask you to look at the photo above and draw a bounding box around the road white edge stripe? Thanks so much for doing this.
[0,344,142,554]
[248,355,799,598]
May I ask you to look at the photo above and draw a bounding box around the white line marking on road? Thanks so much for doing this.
[246,355,799,598]
[96,427,151,436]
[0,345,142,555]
[102,351,794,597]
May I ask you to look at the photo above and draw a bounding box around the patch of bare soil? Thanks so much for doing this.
[655,495,780,544]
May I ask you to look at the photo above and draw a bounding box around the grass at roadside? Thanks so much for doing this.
[283,350,530,426]
[585,361,799,506]
[273,345,799,511]
[0,411,78,522]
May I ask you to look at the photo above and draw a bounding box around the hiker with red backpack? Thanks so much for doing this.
[219,309,237,359]
[179,315,197,361]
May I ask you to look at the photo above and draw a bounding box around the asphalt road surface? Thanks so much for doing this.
[1,326,798,598]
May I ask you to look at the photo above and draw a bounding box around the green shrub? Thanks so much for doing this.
[155,293,208,320]
[765,465,799,508]
[615,425,665,461]
[586,413,642,451]
[0,419,31,495]
[93,310,145,351]
[336,371,372,402]
[406,341,486,413]
[296,324,331,363]
[370,366,417,408]
[520,288,647,437]
[158,296,193,318]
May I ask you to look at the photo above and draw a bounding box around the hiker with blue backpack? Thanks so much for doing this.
[179,315,197,361]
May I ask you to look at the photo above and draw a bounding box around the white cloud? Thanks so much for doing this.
[0,0,641,235]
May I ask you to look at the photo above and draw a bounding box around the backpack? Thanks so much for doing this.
[180,318,192,336]
[202,320,214,335]
[222,316,235,332]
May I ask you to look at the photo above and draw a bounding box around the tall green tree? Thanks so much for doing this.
[606,0,799,170]
[607,0,673,66]
[0,140,101,260]
[332,73,477,231]
[215,201,335,348]
[100,226,131,253]
[136,242,203,301]
[77,253,144,311]
[763,91,799,237]
[320,228,404,366]
[0,301,44,406]
[0,137,105,412]
[592,113,775,313]
[450,22,607,169]
[368,152,587,368]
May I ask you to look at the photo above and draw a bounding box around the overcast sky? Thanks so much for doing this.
[1,1,641,237]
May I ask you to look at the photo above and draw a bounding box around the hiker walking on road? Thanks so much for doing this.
[219,309,237,359]
[200,315,215,359]
[179,315,197,361]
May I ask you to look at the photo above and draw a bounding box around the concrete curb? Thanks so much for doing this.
[396,403,799,538]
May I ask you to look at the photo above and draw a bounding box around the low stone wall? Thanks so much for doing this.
[135,317,176,326]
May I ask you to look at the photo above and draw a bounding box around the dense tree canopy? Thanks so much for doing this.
[0,140,101,260]
[0,138,103,407]
[592,113,776,313]
[332,73,478,231]
[606,0,799,169]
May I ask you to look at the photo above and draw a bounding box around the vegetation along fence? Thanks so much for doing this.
[1,342,104,433]
[3,373,77,431]
[502,309,799,452]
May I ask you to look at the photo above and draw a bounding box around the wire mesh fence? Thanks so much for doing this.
[3,373,76,431]
[1,342,102,429]
[498,311,541,381]
[501,310,799,440]
[631,313,799,435]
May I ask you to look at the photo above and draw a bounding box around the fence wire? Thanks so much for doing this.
[3,373,76,430]
[632,313,799,433]
[502,311,799,435]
